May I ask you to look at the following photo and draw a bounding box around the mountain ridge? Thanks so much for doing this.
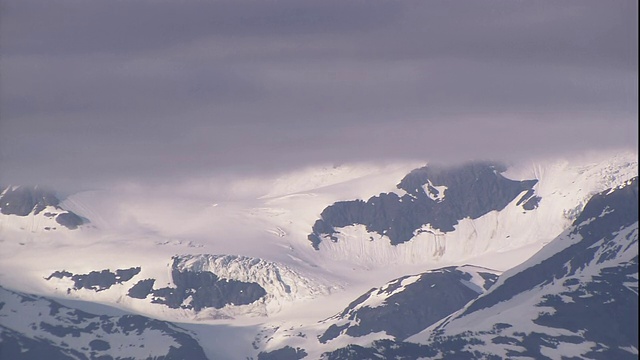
[315,176,638,359]
[0,153,637,359]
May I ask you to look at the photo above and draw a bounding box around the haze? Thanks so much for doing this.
[0,0,637,191]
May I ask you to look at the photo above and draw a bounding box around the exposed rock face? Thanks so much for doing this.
[309,162,538,249]
[0,186,85,230]
[0,186,59,216]
[149,264,267,311]
[43,254,328,316]
[319,177,639,360]
[0,286,209,360]
[319,266,498,342]
[54,212,84,230]
[46,267,141,292]
[141,254,333,315]
[127,279,156,299]
[258,346,308,360]
[114,256,270,311]
[458,177,638,318]
[260,266,498,359]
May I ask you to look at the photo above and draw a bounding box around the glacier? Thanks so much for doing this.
[0,151,637,359]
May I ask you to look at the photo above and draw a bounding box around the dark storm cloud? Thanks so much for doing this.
[1,0,399,56]
[0,0,637,190]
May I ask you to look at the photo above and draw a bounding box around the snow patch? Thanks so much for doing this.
[422,180,447,202]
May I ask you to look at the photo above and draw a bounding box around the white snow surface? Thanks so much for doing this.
[0,205,81,235]
[422,180,447,202]
[317,152,637,269]
[0,151,637,359]
[407,220,638,359]
[257,265,500,359]
[0,286,183,359]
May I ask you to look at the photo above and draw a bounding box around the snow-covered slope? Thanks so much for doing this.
[258,265,499,359]
[0,186,85,233]
[171,254,336,316]
[0,152,637,359]
[0,286,208,360]
[309,161,540,249]
[320,176,638,359]
[318,265,498,341]
[39,254,337,322]
[420,176,639,359]
[309,154,637,269]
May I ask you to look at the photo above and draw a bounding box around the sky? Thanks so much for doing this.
[0,0,637,191]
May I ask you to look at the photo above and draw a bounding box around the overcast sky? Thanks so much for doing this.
[0,0,637,190]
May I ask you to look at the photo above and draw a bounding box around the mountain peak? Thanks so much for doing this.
[0,185,85,230]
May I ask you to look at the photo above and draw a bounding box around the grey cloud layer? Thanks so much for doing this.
[0,0,637,189]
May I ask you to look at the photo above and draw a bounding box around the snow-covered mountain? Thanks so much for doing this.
[258,265,499,359]
[0,286,207,360]
[309,161,539,249]
[0,186,85,231]
[41,254,335,321]
[319,176,638,359]
[309,154,637,268]
[0,152,637,359]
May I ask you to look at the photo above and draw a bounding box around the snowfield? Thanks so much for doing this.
[0,151,637,359]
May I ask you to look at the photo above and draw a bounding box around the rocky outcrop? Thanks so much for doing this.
[309,162,538,249]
